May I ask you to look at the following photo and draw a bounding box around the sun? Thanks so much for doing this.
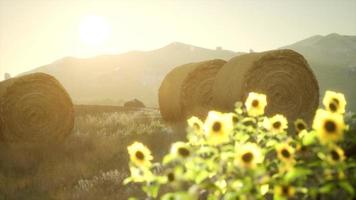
[79,15,111,46]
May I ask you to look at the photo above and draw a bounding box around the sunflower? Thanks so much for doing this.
[263,114,288,134]
[224,112,240,126]
[276,143,295,165]
[294,119,308,135]
[187,116,204,135]
[312,109,346,144]
[203,111,233,145]
[166,171,175,182]
[127,142,153,167]
[244,92,267,117]
[326,145,346,164]
[274,185,295,198]
[322,90,346,114]
[235,143,264,169]
[170,142,191,158]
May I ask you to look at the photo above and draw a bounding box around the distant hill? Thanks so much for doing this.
[24,42,240,106]
[281,33,356,111]
[23,34,356,111]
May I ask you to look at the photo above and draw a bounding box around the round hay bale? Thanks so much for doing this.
[124,98,145,108]
[180,59,226,120]
[0,73,74,146]
[212,49,319,123]
[159,59,226,123]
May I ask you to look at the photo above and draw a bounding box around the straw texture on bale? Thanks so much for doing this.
[0,73,74,146]
[159,59,226,123]
[212,49,319,123]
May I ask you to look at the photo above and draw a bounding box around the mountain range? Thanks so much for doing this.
[23,33,356,111]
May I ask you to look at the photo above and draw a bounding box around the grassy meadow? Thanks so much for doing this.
[0,106,179,200]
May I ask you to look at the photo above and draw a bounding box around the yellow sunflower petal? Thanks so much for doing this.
[276,143,295,165]
[245,92,267,117]
[294,118,308,134]
[322,90,347,114]
[203,111,233,145]
[312,109,345,144]
[170,142,191,158]
[264,114,288,134]
[326,145,346,164]
[235,143,264,169]
[187,116,204,135]
[274,185,295,198]
[127,142,153,167]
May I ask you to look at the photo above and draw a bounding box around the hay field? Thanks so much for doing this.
[0,105,178,200]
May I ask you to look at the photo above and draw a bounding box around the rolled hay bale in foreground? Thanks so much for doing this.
[212,49,319,123]
[0,73,74,146]
[159,59,226,123]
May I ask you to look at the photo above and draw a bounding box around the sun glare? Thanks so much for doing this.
[79,15,111,46]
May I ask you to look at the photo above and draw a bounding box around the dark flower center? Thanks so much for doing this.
[281,149,291,158]
[252,99,259,107]
[332,98,340,105]
[199,151,214,159]
[329,102,337,112]
[324,120,336,133]
[135,151,145,160]
[193,123,200,130]
[212,121,222,132]
[282,186,290,196]
[273,121,281,129]
[331,150,340,161]
[167,172,175,182]
[242,119,255,127]
[242,152,254,163]
[300,145,307,152]
[178,147,190,157]
[232,116,239,124]
[297,123,306,131]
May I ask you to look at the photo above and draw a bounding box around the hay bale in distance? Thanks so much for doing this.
[159,59,226,123]
[0,73,74,146]
[212,49,319,123]
[124,98,145,108]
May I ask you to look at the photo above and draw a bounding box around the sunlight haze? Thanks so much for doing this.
[0,0,355,78]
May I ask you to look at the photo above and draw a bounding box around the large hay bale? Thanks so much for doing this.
[212,49,319,123]
[159,59,226,123]
[0,73,74,146]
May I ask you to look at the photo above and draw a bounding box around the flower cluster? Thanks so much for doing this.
[125,91,355,200]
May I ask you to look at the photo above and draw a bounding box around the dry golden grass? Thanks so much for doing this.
[0,107,177,200]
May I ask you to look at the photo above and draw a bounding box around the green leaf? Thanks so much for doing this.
[266,139,277,147]
[223,192,239,200]
[162,154,175,165]
[215,179,227,192]
[317,152,326,160]
[339,181,355,195]
[143,183,160,198]
[235,132,250,143]
[284,168,312,182]
[161,192,194,200]
[319,183,335,193]
[196,170,210,184]
[302,131,317,146]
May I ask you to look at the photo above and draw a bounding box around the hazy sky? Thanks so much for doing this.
[1,0,356,77]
